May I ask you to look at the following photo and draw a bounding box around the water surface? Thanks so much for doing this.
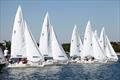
[0,59,120,80]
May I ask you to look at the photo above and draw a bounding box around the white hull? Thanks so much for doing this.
[7,60,68,68]
[69,59,108,64]
[69,60,77,63]
[7,63,44,68]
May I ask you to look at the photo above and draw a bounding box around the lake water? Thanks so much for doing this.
[0,58,120,80]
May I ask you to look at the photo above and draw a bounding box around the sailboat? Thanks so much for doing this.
[39,12,52,58]
[8,21,44,68]
[50,25,68,64]
[70,25,82,63]
[8,6,44,68]
[81,21,94,62]
[92,31,107,63]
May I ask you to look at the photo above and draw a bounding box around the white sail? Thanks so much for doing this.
[92,32,106,61]
[39,12,52,57]
[82,21,93,58]
[105,36,118,61]
[50,26,68,61]
[99,27,106,52]
[0,48,5,62]
[24,21,44,62]
[70,25,82,57]
[11,5,26,58]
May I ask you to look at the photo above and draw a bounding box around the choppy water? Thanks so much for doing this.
[0,59,120,80]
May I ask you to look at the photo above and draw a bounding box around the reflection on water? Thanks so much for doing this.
[0,61,120,80]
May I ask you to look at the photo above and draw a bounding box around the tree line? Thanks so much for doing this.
[0,41,120,54]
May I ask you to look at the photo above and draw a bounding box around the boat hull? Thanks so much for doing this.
[7,63,44,68]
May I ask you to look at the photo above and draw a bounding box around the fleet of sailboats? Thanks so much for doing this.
[0,5,118,68]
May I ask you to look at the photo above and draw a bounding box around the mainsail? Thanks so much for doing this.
[11,5,26,58]
[70,25,82,57]
[24,21,44,62]
[50,26,68,61]
[39,12,52,57]
[81,21,93,58]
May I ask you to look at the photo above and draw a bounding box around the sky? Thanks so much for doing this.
[0,0,120,43]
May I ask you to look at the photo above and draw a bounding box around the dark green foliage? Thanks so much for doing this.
[62,43,70,53]
[0,40,11,53]
[0,64,5,72]
[111,42,120,52]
